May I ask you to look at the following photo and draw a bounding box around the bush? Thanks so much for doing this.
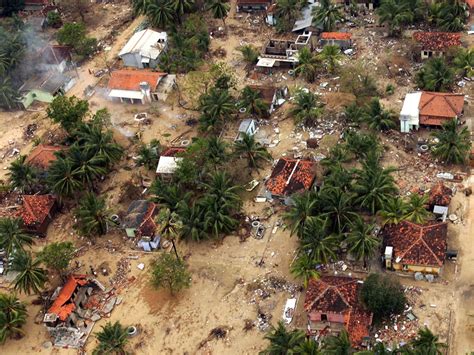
[151,253,191,295]
[47,11,62,28]
[360,273,406,321]
[57,22,97,57]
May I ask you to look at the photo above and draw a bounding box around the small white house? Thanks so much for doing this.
[399,92,422,133]
[119,29,167,69]
[156,156,183,175]
[236,119,257,141]
[108,70,166,104]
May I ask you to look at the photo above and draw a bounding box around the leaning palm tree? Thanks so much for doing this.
[206,0,229,26]
[47,157,82,199]
[0,77,20,110]
[147,0,175,28]
[155,208,182,259]
[363,98,396,131]
[431,119,471,165]
[311,0,343,32]
[289,89,323,127]
[7,155,38,194]
[74,193,110,237]
[320,187,358,235]
[234,133,272,171]
[376,0,413,36]
[291,253,320,288]
[0,293,27,343]
[93,321,129,355]
[299,217,339,264]
[410,327,447,354]
[11,251,48,295]
[322,329,352,354]
[283,191,319,237]
[0,218,33,257]
[319,45,343,74]
[346,217,379,269]
[239,86,267,116]
[404,193,432,224]
[378,197,408,225]
[295,47,321,83]
[260,321,306,355]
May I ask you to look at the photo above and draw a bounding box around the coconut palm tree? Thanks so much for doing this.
[74,193,110,237]
[93,321,129,355]
[150,180,192,211]
[343,102,364,124]
[438,1,467,32]
[136,139,161,170]
[324,166,354,193]
[170,0,194,21]
[68,146,107,189]
[206,0,229,26]
[289,89,323,127]
[363,98,396,131]
[176,201,207,241]
[7,155,38,194]
[376,0,413,36]
[320,145,351,173]
[239,86,267,116]
[404,193,432,224]
[319,45,343,73]
[299,217,339,264]
[147,0,175,28]
[156,208,182,259]
[416,57,454,92]
[75,124,123,167]
[411,327,447,354]
[131,0,151,15]
[320,187,358,235]
[291,253,320,288]
[283,191,319,237]
[238,45,259,66]
[0,77,20,110]
[0,293,27,343]
[47,157,82,199]
[345,131,381,159]
[322,329,352,354]
[0,218,33,257]
[453,47,474,78]
[260,321,306,355]
[200,195,239,238]
[295,47,321,83]
[346,217,379,268]
[11,251,48,295]
[234,133,272,171]
[205,136,228,167]
[202,172,241,209]
[199,87,234,128]
[311,0,343,32]
[378,197,408,225]
[293,338,321,354]
[431,119,471,165]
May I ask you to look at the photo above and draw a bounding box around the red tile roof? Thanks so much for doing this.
[48,275,89,321]
[305,276,372,345]
[25,145,62,169]
[466,0,474,9]
[413,32,461,51]
[265,158,316,197]
[419,92,464,119]
[20,195,56,227]
[321,32,352,40]
[108,70,166,91]
[383,221,447,267]
[161,147,186,157]
[429,182,452,207]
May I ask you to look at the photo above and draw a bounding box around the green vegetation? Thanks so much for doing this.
[93,321,129,355]
[431,119,471,165]
[0,218,33,258]
[38,242,75,278]
[260,321,306,354]
[151,253,191,294]
[136,139,162,170]
[7,155,39,194]
[289,89,324,127]
[74,193,110,237]
[47,95,89,134]
[11,251,48,295]
[416,57,455,92]
[363,98,396,131]
[234,133,272,171]
[0,293,27,344]
[311,0,343,32]
[57,22,97,58]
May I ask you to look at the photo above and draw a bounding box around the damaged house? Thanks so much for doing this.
[156,147,186,176]
[119,29,167,69]
[122,200,157,238]
[248,85,288,115]
[25,144,62,171]
[383,221,448,274]
[38,45,73,73]
[19,194,57,236]
[43,275,107,348]
[236,0,272,12]
[304,276,373,347]
[264,158,317,205]
[320,32,353,50]
[413,32,461,60]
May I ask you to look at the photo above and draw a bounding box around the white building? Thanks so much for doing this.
[107,70,167,104]
[399,92,422,133]
[119,29,167,69]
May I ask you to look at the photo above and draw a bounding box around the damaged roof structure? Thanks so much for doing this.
[428,182,453,208]
[413,32,462,59]
[122,200,157,238]
[304,276,373,346]
[320,32,353,50]
[25,144,62,170]
[119,29,167,69]
[257,32,313,68]
[248,85,288,115]
[19,194,57,236]
[156,147,185,175]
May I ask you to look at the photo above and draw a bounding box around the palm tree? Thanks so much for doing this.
[322,329,352,354]
[238,45,259,66]
[319,45,343,73]
[68,146,107,189]
[438,1,467,32]
[0,293,27,343]
[93,321,129,355]
[234,133,272,171]
[311,0,343,32]
[404,193,432,224]
[150,180,192,211]
[7,155,38,194]
[200,195,239,238]
[206,136,228,167]
[74,193,110,237]
[378,197,408,225]
[136,139,161,170]
[260,321,305,354]
[170,0,194,21]
[156,208,182,259]
[295,47,321,83]
[376,0,413,36]
[199,87,234,128]
[453,47,474,78]
[343,102,364,124]
[206,0,229,26]
[293,338,321,354]
[323,166,354,192]
[202,172,241,210]
[289,89,323,127]
[427,1,443,26]
[320,187,358,235]
[147,0,175,28]
[283,191,319,237]
[346,217,379,269]
[431,119,471,165]
[0,77,20,110]
[363,98,396,131]
[0,218,33,257]
[75,124,123,167]
[345,131,381,159]
[11,251,48,295]
[320,145,351,173]
[411,327,447,354]
[131,0,151,15]
[274,0,300,28]
[47,157,82,199]
[240,86,267,116]
[416,57,454,92]
[176,201,207,241]
[299,217,339,264]
[291,253,320,287]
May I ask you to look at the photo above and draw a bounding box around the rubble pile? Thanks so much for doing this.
[109,257,132,288]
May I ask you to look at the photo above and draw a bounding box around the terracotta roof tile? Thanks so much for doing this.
[419,92,464,119]
[321,32,352,40]
[20,195,56,227]
[413,32,461,51]
[48,275,89,321]
[467,0,474,8]
[161,147,186,157]
[25,145,62,169]
[429,182,452,207]
[108,70,166,91]
[265,158,316,197]
[382,221,447,267]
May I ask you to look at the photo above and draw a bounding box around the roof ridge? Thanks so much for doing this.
[442,96,458,116]
[419,236,443,266]
[396,221,424,260]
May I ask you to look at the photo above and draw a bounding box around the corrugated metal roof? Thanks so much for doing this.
[119,29,167,60]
